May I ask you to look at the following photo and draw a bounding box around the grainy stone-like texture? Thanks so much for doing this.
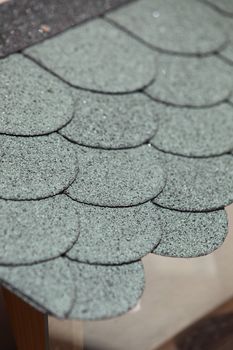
[146,55,232,107]
[67,202,161,264]
[152,150,233,211]
[107,0,227,55]
[69,259,145,320]
[220,41,233,66]
[0,54,74,136]
[0,195,80,265]
[66,145,165,206]
[1,0,233,321]
[25,19,156,93]
[153,206,228,257]
[60,91,160,149]
[0,134,78,200]
[150,103,233,157]
[201,0,233,16]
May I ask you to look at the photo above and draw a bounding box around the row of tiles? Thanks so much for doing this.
[2,52,233,157]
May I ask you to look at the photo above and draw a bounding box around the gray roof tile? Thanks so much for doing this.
[0,54,74,136]
[152,149,233,211]
[151,103,233,157]
[201,0,233,16]
[68,259,144,320]
[25,18,156,93]
[60,91,160,149]
[153,206,228,257]
[67,201,161,264]
[66,145,165,207]
[0,195,80,265]
[107,0,227,55]
[146,55,232,107]
[0,134,78,200]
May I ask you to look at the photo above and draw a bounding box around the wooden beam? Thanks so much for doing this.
[2,287,49,350]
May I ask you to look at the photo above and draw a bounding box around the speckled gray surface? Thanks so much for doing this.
[220,41,233,66]
[69,259,144,320]
[1,0,233,321]
[146,55,232,107]
[152,150,233,211]
[0,195,80,265]
[153,206,228,257]
[107,0,227,55]
[66,145,165,206]
[59,91,160,149]
[201,0,233,16]
[25,18,156,93]
[0,134,78,200]
[0,258,75,317]
[0,54,74,136]
[151,103,233,157]
[67,201,161,264]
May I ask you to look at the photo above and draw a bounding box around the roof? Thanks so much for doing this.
[0,0,233,320]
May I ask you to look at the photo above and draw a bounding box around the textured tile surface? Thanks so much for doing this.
[69,259,145,320]
[25,19,156,93]
[0,134,78,200]
[0,54,74,136]
[66,145,165,206]
[152,150,233,211]
[60,91,160,149]
[0,195,80,265]
[0,0,134,57]
[1,0,233,321]
[202,0,233,16]
[146,55,232,107]
[151,103,233,157]
[67,202,161,265]
[107,0,227,55]
[153,206,228,257]
[220,42,233,65]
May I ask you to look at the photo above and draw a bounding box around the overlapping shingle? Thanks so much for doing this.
[106,0,227,55]
[0,195,80,265]
[59,91,160,149]
[0,134,78,200]
[25,19,156,93]
[0,54,74,136]
[66,145,165,207]
[1,0,233,321]
[152,150,233,211]
[68,260,144,320]
[146,55,232,107]
[66,202,161,265]
[150,103,233,157]
[201,0,233,16]
[153,207,228,257]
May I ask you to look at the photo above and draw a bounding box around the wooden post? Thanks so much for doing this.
[2,287,49,350]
